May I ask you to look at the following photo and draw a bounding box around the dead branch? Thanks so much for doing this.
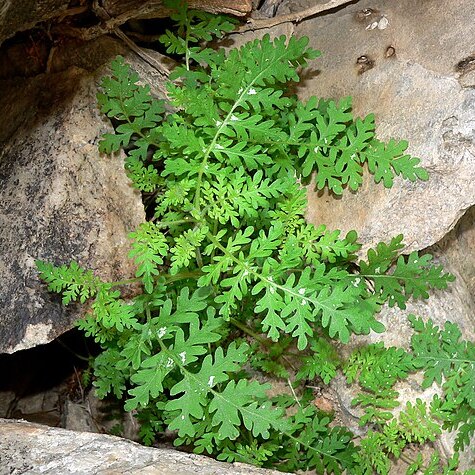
[113,29,171,76]
[51,0,251,42]
[238,0,358,32]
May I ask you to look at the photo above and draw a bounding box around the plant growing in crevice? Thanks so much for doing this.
[37,2,474,473]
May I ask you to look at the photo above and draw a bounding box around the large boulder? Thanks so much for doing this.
[0,39,159,353]
[0,0,69,46]
[0,419,285,475]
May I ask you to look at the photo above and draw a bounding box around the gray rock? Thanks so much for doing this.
[0,48,148,353]
[0,392,15,418]
[62,399,99,434]
[294,0,475,253]
[0,418,285,475]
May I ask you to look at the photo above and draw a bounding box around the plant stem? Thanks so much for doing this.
[165,270,203,284]
[229,317,298,373]
[195,246,203,268]
[287,378,301,407]
[185,17,191,71]
[156,218,197,227]
[229,317,272,347]
[107,270,203,290]
[145,305,152,323]
[109,277,141,287]
[55,338,90,362]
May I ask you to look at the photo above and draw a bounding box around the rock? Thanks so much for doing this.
[429,206,475,298]
[0,39,159,353]
[47,36,128,76]
[62,399,98,434]
[0,392,15,418]
[291,0,475,253]
[11,389,62,427]
[63,391,142,441]
[0,0,69,46]
[0,418,286,475]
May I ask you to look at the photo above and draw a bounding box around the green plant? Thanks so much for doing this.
[37,2,474,473]
[347,316,475,474]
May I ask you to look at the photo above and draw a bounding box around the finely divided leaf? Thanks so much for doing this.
[129,223,169,293]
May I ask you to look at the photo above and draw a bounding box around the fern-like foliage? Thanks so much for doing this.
[352,397,473,475]
[359,235,454,309]
[36,260,101,304]
[353,399,442,475]
[345,342,416,425]
[409,315,475,451]
[128,222,169,293]
[35,2,466,473]
[347,316,474,474]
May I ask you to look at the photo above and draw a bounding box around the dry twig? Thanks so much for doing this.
[238,0,358,32]
[113,29,170,76]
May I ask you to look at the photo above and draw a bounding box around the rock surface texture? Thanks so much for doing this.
[0,0,70,46]
[293,0,475,253]
[0,419,285,475]
[102,0,252,18]
[430,206,475,298]
[0,43,153,353]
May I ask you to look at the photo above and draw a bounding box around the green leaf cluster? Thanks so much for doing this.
[410,316,475,451]
[345,342,416,425]
[35,2,472,474]
[346,316,475,474]
[36,260,101,304]
[354,400,442,475]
